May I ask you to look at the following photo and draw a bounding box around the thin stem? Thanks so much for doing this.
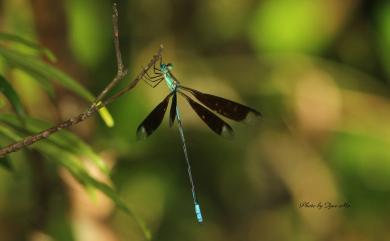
[0,4,164,158]
[89,3,126,109]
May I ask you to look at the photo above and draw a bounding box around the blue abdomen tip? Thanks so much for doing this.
[195,204,203,223]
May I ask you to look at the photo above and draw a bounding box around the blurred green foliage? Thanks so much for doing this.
[249,0,329,52]
[1,0,390,241]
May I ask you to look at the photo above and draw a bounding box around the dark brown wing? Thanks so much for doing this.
[136,93,172,140]
[180,92,233,138]
[180,86,261,123]
[169,91,177,127]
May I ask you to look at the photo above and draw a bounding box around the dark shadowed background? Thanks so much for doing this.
[1,0,390,240]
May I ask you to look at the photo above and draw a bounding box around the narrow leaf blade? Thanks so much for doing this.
[0,48,114,127]
[0,114,110,174]
[0,74,26,118]
[0,124,150,240]
[0,32,57,62]
[96,102,114,127]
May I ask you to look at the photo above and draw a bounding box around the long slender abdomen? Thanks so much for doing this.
[176,106,203,223]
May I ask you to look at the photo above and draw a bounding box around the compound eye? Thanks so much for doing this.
[167,63,174,70]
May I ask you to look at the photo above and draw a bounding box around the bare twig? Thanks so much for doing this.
[89,3,126,109]
[0,4,164,158]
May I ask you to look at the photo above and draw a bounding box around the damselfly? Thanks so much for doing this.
[137,56,261,222]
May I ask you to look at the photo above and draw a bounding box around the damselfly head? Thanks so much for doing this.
[160,63,173,73]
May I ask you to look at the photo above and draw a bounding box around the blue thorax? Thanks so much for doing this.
[161,63,178,92]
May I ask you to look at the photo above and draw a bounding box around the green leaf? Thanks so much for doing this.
[96,101,114,127]
[16,69,56,98]
[0,32,57,62]
[0,123,122,208]
[0,114,109,174]
[0,123,150,240]
[0,48,114,127]
[0,47,55,98]
[0,156,13,171]
[99,107,114,127]
[0,74,26,118]
[0,48,93,99]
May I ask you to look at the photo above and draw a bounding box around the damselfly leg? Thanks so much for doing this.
[141,66,164,88]
[141,56,165,88]
[154,55,163,75]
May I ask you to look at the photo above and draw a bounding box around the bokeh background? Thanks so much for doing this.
[1,0,390,240]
